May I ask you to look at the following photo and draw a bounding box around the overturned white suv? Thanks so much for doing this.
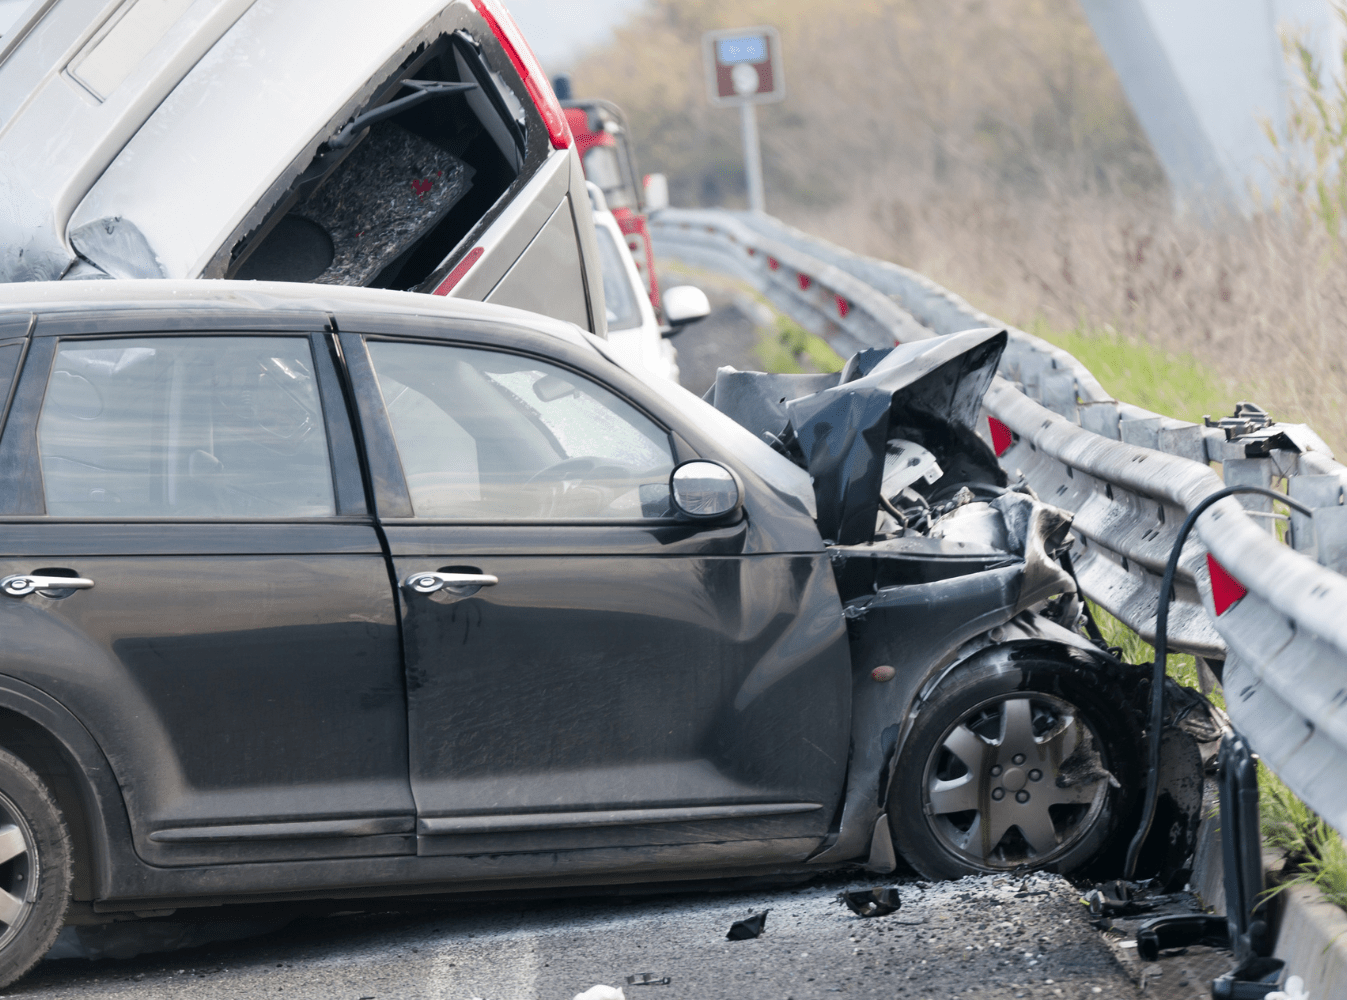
[0,0,607,331]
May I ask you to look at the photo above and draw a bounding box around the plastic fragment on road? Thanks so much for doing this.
[726,910,769,940]
[625,972,671,986]
[574,986,626,1000]
[1263,975,1308,1000]
[837,886,902,917]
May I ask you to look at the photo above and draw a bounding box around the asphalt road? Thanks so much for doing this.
[16,873,1141,1000]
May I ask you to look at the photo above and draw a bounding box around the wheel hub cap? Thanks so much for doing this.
[923,693,1110,870]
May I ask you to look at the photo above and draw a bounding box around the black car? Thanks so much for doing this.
[0,280,1174,986]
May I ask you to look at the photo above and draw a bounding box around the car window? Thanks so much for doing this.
[366,340,674,519]
[36,337,335,517]
[594,225,643,331]
[583,145,635,210]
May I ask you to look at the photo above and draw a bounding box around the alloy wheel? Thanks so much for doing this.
[922,693,1110,870]
[0,792,36,951]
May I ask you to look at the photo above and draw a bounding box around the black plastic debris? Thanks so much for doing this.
[725,910,769,940]
[625,973,671,987]
[1212,956,1288,999]
[837,887,901,918]
[1136,913,1227,962]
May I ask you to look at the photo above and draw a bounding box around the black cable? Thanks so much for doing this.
[1122,484,1314,880]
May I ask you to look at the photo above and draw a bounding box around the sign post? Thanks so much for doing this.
[703,26,784,213]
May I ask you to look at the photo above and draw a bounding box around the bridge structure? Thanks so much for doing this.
[1079,0,1344,212]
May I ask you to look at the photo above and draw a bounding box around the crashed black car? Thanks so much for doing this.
[0,281,1200,985]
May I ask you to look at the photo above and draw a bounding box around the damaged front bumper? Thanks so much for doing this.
[706,328,1214,878]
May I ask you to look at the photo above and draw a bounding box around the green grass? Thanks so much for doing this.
[1024,317,1240,425]
[754,315,846,375]
[1261,764,1347,909]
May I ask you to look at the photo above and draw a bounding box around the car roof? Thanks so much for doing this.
[0,279,599,351]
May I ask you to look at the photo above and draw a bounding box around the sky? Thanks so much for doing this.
[506,0,644,71]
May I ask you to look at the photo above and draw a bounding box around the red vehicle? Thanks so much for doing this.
[557,87,661,312]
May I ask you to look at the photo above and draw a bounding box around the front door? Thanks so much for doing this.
[346,332,849,866]
[0,330,413,866]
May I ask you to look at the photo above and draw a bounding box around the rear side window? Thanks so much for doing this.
[366,340,673,519]
[36,337,334,517]
[230,32,527,294]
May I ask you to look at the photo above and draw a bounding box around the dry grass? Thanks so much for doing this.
[789,189,1347,453]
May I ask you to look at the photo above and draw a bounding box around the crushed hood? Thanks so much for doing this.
[708,328,1008,544]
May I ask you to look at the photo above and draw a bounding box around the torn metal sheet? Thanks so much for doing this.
[709,328,1008,545]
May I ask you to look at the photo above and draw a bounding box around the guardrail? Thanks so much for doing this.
[651,207,1347,833]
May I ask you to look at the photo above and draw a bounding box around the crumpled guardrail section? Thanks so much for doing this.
[652,207,1347,831]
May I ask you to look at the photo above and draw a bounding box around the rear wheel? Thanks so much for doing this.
[0,748,72,989]
[889,655,1141,880]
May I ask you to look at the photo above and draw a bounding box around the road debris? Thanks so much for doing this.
[726,910,769,940]
[837,887,902,918]
[624,972,671,986]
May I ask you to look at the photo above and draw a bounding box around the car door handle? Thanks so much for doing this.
[403,571,499,594]
[1,574,95,597]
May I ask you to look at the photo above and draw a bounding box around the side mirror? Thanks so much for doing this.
[661,285,711,337]
[669,460,742,520]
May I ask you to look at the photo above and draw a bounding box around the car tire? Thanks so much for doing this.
[0,748,72,990]
[888,654,1142,881]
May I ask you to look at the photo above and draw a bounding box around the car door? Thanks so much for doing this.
[339,326,851,868]
[0,324,413,867]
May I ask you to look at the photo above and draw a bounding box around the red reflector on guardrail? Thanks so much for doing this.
[1207,554,1248,615]
[798,274,811,290]
[988,417,1013,457]
[768,257,779,270]
[836,296,849,318]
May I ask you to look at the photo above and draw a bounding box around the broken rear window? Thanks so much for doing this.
[230,31,531,292]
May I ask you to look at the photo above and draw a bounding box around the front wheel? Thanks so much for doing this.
[0,748,72,989]
[888,655,1142,880]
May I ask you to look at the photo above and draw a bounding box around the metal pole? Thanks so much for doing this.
[739,101,765,213]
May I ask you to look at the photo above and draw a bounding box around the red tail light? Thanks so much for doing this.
[470,0,572,149]
[1206,553,1248,615]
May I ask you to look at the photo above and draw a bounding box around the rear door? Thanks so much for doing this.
[0,323,412,866]
[340,327,851,867]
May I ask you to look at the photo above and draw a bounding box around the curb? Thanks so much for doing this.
[1273,883,1347,997]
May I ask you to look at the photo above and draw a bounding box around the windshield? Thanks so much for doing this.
[610,353,819,519]
[583,145,636,210]
[594,225,643,331]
